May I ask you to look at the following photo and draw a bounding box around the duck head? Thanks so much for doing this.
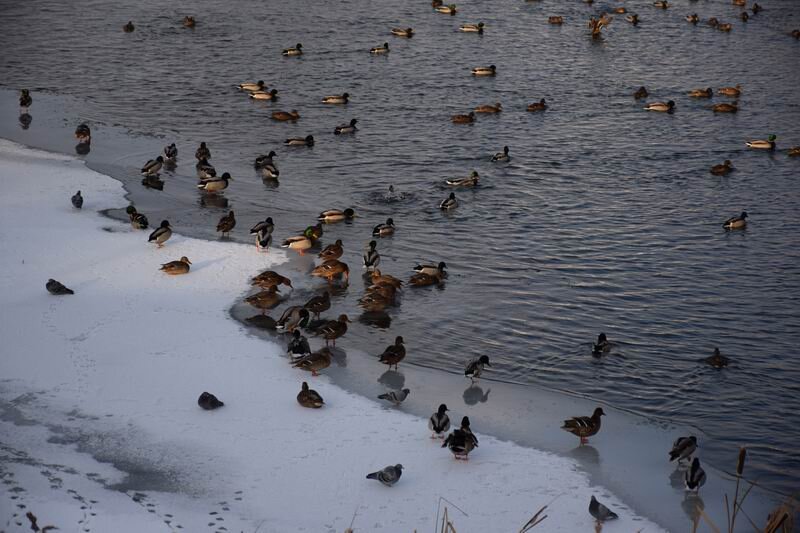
[438,403,449,414]
[593,407,606,418]
[479,355,491,366]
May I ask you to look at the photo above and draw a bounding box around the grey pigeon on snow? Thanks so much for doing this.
[589,495,618,522]
[366,464,403,486]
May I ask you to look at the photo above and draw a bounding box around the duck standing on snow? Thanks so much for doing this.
[378,336,406,369]
[429,404,450,438]
[141,156,163,176]
[195,141,211,161]
[589,496,618,522]
[216,210,236,237]
[443,416,479,460]
[71,190,83,209]
[746,135,776,150]
[491,145,510,162]
[722,211,747,230]
[465,355,491,382]
[378,388,410,406]
[373,218,395,237]
[669,436,698,464]
[318,209,355,223]
[366,464,403,486]
[561,407,605,444]
[440,192,458,210]
[160,256,191,275]
[297,382,324,408]
[334,119,358,135]
[19,89,32,111]
[250,217,274,251]
[705,347,730,368]
[288,330,312,358]
[592,333,610,357]
[363,240,381,270]
[198,392,224,410]
[148,220,172,247]
[46,279,74,295]
[126,206,149,229]
[685,458,707,492]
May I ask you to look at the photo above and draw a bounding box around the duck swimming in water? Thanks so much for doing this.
[445,171,479,187]
[334,119,358,135]
[634,86,649,99]
[238,80,265,92]
[363,240,381,271]
[413,262,446,277]
[373,218,395,237]
[141,156,164,177]
[163,143,177,162]
[439,192,458,210]
[250,88,278,101]
[322,93,349,104]
[197,172,233,193]
[474,102,501,113]
[669,436,698,464]
[527,98,547,112]
[391,27,414,37]
[645,100,675,113]
[688,87,713,98]
[471,65,496,76]
[435,4,457,15]
[710,160,734,176]
[282,43,303,56]
[195,141,211,160]
[285,135,314,147]
[704,347,730,368]
[452,111,475,124]
[746,135,776,150]
[370,42,389,54]
[592,333,610,357]
[712,102,738,113]
[318,208,355,223]
[123,21,135,32]
[460,22,484,33]
[491,145,511,162]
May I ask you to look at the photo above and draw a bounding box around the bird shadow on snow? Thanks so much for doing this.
[378,370,405,390]
[462,384,490,406]
[567,444,600,466]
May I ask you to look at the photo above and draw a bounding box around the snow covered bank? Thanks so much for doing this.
[0,139,667,532]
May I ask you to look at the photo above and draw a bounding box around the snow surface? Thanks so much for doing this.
[0,139,668,532]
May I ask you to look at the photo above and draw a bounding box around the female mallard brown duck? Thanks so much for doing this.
[292,348,332,376]
[379,336,406,369]
[373,218,395,237]
[460,22,484,33]
[315,315,351,346]
[409,271,443,287]
[123,21,135,32]
[704,348,729,368]
[688,87,713,98]
[126,206,149,229]
[471,65,496,76]
[718,84,741,96]
[271,110,300,121]
[319,239,344,261]
[686,14,699,24]
[548,16,563,24]
[160,256,191,275]
[250,89,278,101]
[712,102,738,113]
[251,270,292,290]
[435,4,457,15]
[633,86,649,99]
[445,171,479,187]
[285,135,314,147]
[216,210,236,237]
[527,98,547,112]
[197,172,233,193]
[238,80,265,92]
[746,135,775,150]
[148,220,172,247]
[195,141,211,160]
[183,16,196,28]
[281,235,312,254]
[788,146,800,157]
[391,27,414,37]
[322,93,349,104]
[626,14,639,25]
[365,282,398,301]
[710,160,734,175]
[452,112,475,124]
[359,292,393,312]
[245,287,282,314]
[282,43,303,56]
[297,382,324,408]
[645,100,675,113]
[717,23,732,32]
[653,0,668,8]
[304,291,331,319]
[474,102,501,113]
[561,407,605,444]
[371,269,403,289]
[311,260,350,284]
[318,209,355,223]
[722,211,747,229]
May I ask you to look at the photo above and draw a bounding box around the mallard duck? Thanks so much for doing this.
[371,269,403,289]
[292,347,332,376]
[474,102,501,113]
[626,14,639,25]
[282,43,303,56]
[370,42,389,54]
[261,158,279,179]
[471,65,496,76]
[250,217,274,251]
[254,151,277,168]
[197,158,216,179]
[75,124,91,144]
[669,436,698,463]
[126,206,149,229]
[751,2,761,14]
[712,102,738,113]
[216,210,236,236]
[123,21,135,32]
[361,241,379,270]
[435,4,457,15]
[391,27,414,37]
[746,135,775,150]
[334,119,358,135]
[429,404,450,438]
[460,22,484,32]
[366,465,403,486]
[197,392,224,410]
[163,143,177,162]
[718,23,733,32]
[297,382,324,408]
[378,388,410,406]
[245,287,282,314]
[645,100,675,112]
[740,11,749,22]
[311,260,350,284]
[285,135,314,147]
[634,86,649,99]
[46,279,74,295]
[322,93,349,104]
[141,156,163,176]
[722,211,748,229]
[653,0,668,8]
[705,347,730,368]
[304,291,331,319]
[148,220,172,247]
[304,223,323,241]
[378,336,405,369]
[365,282,398,301]
[443,417,479,460]
[409,271,443,287]
[561,407,605,444]
[195,141,211,160]
[281,235,312,254]
[277,306,310,332]
[707,17,720,28]
[160,256,191,275]
[315,315,350,346]
[19,89,32,110]
[250,88,278,101]
[592,333,610,357]
[718,84,741,96]
[373,218,395,237]
[548,16,564,24]
[689,87,713,98]
[183,16,196,28]
[318,239,344,261]
[792,29,800,40]
[318,209,355,223]
[238,80,265,92]
[71,190,83,209]
[452,111,475,124]
[413,262,447,276]
[686,14,699,24]
[446,171,479,187]
[287,330,311,357]
[359,291,393,312]
[788,146,800,157]
[251,270,292,290]
[589,496,618,522]
[710,160,734,175]
[492,145,510,162]
[197,172,232,193]
[271,110,299,122]
[527,98,547,112]
[685,458,707,492]
[465,355,491,381]
[439,192,458,210]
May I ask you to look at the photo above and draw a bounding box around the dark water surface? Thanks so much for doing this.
[1,0,799,515]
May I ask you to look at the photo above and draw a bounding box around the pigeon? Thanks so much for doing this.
[589,496,618,522]
[378,388,410,406]
[669,436,698,463]
[429,404,451,438]
[363,240,381,270]
[71,190,83,209]
[465,355,491,382]
[685,458,707,492]
[46,279,74,295]
[197,392,224,410]
[366,464,403,486]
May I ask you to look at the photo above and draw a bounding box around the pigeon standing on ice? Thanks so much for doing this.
[669,436,698,464]
[428,404,450,438]
[197,392,224,410]
[378,388,410,406]
[685,458,707,492]
[71,190,83,209]
[46,279,74,295]
[465,355,491,382]
[366,464,403,486]
[589,495,619,522]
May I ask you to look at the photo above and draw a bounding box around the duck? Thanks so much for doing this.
[288,330,311,357]
[792,29,800,40]
[391,27,414,37]
[686,14,699,24]
[366,465,403,486]
[75,123,91,144]
[626,14,639,25]
[71,190,83,209]
[413,262,447,277]
[371,270,403,289]
[311,260,350,284]
[271,110,299,122]
[592,332,610,357]
[718,22,733,32]
[216,210,236,237]
[688,87,713,98]
[297,382,324,408]
[548,16,564,25]
[123,21,135,32]
[452,111,475,124]
[197,172,233,193]
[285,135,314,147]
[707,17,720,28]
[409,271,443,287]
[589,496,618,522]
[281,235,312,254]
[304,223,324,241]
[250,217,274,251]
[163,143,178,162]
[254,151,277,168]
[740,11,749,22]
[19,89,32,110]
[245,287,282,314]
[148,220,172,247]
[238,80,265,92]
[160,256,191,275]
[645,100,675,113]
[197,392,224,410]
[710,160,734,175]
[334,119,358,135]
[685,458,707,492]
[373,218,395,237]
[723,211,748,229]
[378,388,410,406]
[370,42,389,54]
[378,337,406,369]
[712,102,738,113]
[751,2,762,14]
[141,156,163,176]
[439,192,458,210]
[633,86,649,99]
[561,407,605,444]
[318,239,344,261]
[46,279,74,295]
[322,93,349,104]
[251,270,292,290]
[197,158,216,179]
[318,209,355,223]
[260,158,280,179]
[443,417,479,460]
[315,315,350,346]
[277,306,310,332]
[471,65,496,76]
[359,292,394,312]
[126,206,149,229]
[527,98,547,112]
[183,16,196,28]
[363,241,381,271]
[789,146,800,157]
[746,135,775,150]
[365,282,398,301]
[292,347,333,376]
[446,171,479,187]
[492,145,511,162]
[435,4,457,15]
[705,347,730,368]
[459,22,484,33]
[474,102,501,113]
[195,141,211,160]
[653,0,668,8]
[614,7,627,14]
[465,355,491,382]
[429,404,450,438]
[282,43,303,56]
[250,88,279,101]
[304,291,331,319]
[718,84,741,96]
[669,436,698,463]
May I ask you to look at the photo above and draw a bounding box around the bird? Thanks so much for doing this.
[718,84,742,97]
[318,239,344,262]
[197,172,233,193]
[126,206,149,229]
[474,102,501,113]
[123,21,135,32]
[260,158,280,180]
[304,223,324,242]
[318,209,355,223]
[183,15,196,27]
[705,347,730,368]
[363,241,381,270]
[413,262,447,277]
[160,256,191,275]
[281,235,312,254]
[197,392,224,410]
[592,333,610,357]
[645,100,675,112]
[633,86,649,99]
[284,135,314,147]
[148,220,172,247]
[316,315,350,346]
[465,355,491,382]
[741,11,750,21]
[548,16,564,25]
[391,27,414,37]
[366,465,403,486]
[443,417,479,460]
[439,192,458,210]
[254,151,277,168]
[238,80,266,92]
[141,156,164,176]
[491,146,510,162]
[429,404,450,438]
[653,0,668,8]
[669,436,698,463]
[196,158,216,179]
[250,89,279,101]
[471,65,496,76]
[277,306,310,332]
[626,13,639,25]
[195,141,211,160]
[409,271,443,287]
[452,112,475,124]
[322,93,349,104]
[752,2,762,14]
[292,347,332,376]
[46,279,74,295]
[75,124,91,144]
[589,496,619,522]
[379,337,406,369]
[445,171,479,187]
[717,23,733,32]
[19,89,32,111]
[723,211,748,230]
[527,98,547,112]
[370,42,389,54]
[251,270,292,290]
[712,102,738,113]
[270,110,299,124]
[746,135,776,150]
[216,211,236,237]
[250,217,274,251]
[282,43,303,56]
[686,14,699,24]
[297,382,324,408]
[685,458,707,492]
[460,22,484,32]
[373,218,395,237]
[334,119,358,135]
[304,291,331,319]
[245,288,282,314]
[378,388,410,406]
[788,146,800,157]
[288,330,312,357]
[710,160,734,175]
[435,4,457,15]
[71,190,83,209]
[311,260,350,285]
[708,16,719,27]
[561,407,605,444]
[689,87,713,98]
[163,143,178,162]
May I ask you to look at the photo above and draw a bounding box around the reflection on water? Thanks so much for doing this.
[568,444,600,466]
[681,493,704,528]
[199,193,228,209]
[245,315,277,331]
[358,311,391,329]
[329,346,347,367]
[378,369,405,390]
[462,384,490,406]
[75,142,90,155]
[18,113,31,130]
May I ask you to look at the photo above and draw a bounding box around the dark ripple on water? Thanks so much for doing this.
[1,0,800,495]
